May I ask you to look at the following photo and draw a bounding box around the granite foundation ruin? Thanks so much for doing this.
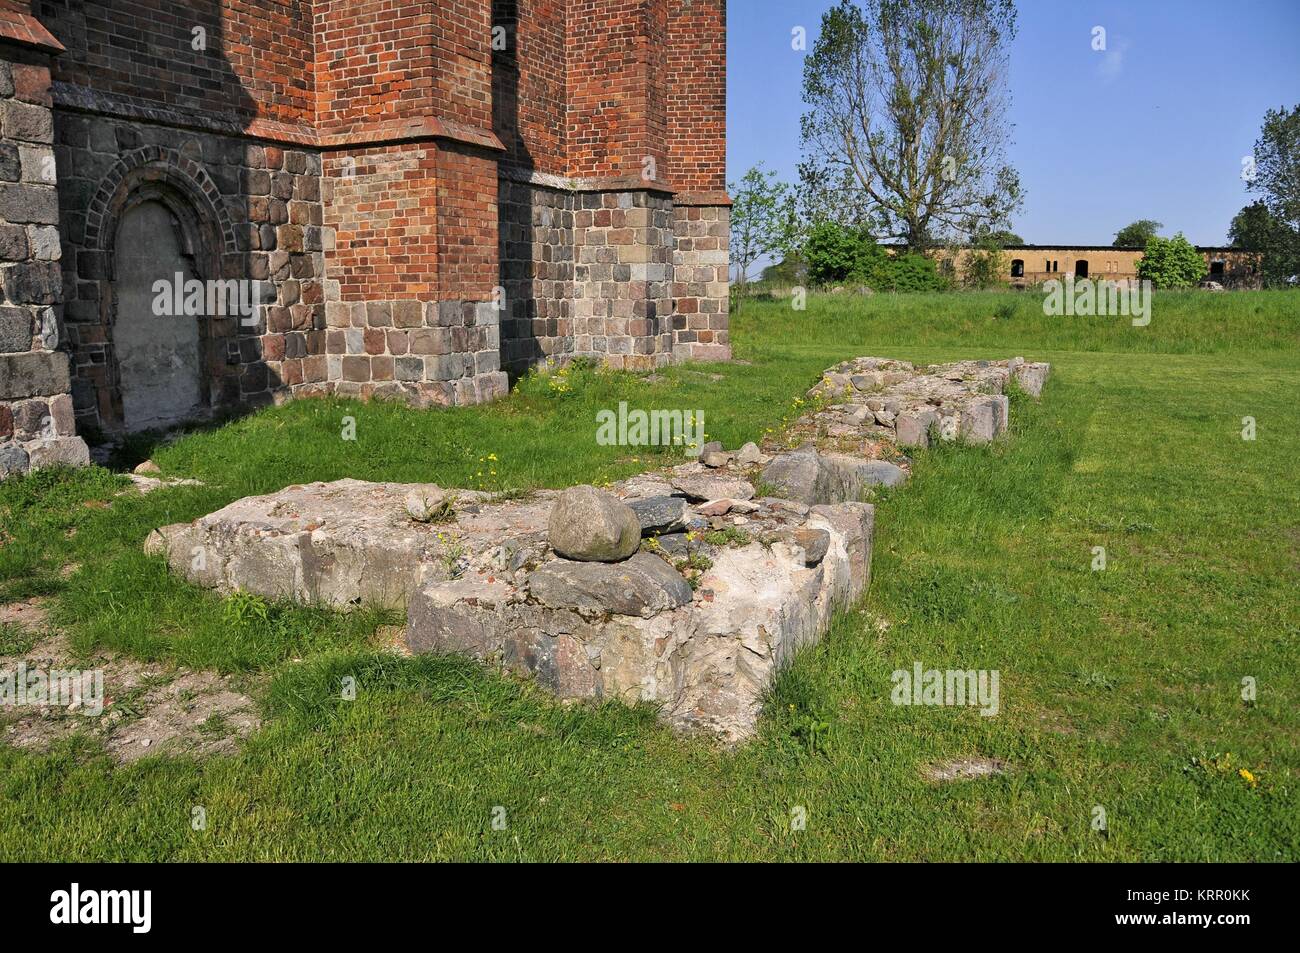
[146,356,1050,741]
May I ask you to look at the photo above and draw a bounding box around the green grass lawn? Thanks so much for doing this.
[1,289,1297,860]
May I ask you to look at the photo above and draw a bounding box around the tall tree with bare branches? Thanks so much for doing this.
[800,0,1023,251]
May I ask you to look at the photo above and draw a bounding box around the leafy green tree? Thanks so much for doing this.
[1229,202,1300,286]
[728,164,799,302]
[959,227,1019,287]
[1247,106,1299,231]
[1229,202,1275,250]
[982,230,1024,246]
[803,223,946,292]
[804,221,886,285]
[1238,106,1300,284]
[760,252,809,286]
[799,0,1023,251]
[796,161,876,231]
[1114,220,1163,248]
[1136,233,1206,289]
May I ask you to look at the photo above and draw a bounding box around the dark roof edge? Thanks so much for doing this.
[990,244,1245,253]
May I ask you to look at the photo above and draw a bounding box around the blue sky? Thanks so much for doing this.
[727,0,1300,245]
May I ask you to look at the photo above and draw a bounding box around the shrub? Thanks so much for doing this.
[962,244,1008,289]
[873,252,947,293]
[805,221,886,285]
[1136,233,1207,289]
[760,252,809,286]
[804,222,947,292]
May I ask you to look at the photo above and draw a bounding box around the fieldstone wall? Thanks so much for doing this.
[53,110,328,432]
[323,298,508,407]
[498,174,574,376]
[572,189,676,371]
[671,203,730,361]
[142,355,1050,741]
[147,472,874,742]
[498,175,717,378]
[0,41,87,475]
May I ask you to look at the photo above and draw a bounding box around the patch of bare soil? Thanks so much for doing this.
[922,757,1008,783]
[372,623,411,657]
[1,599,261,764]
[0,599,48,629]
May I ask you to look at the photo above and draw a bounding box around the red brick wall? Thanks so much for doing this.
[36,0,725,190]
[432,0,494,133]
[493,0,566,173]
[312,0,494,142]
[35,0,314,127]
[566,0,668,183]
[667,0,726,193]
[323,143,439,301]
[322,140,497,303]
[312,0,438,137]
[435,143,498,300]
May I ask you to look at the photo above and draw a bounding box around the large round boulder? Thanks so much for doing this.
[548,485,641,562]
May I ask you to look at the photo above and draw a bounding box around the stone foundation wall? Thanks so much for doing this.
[498,174,574,376]
[499,175,731,378]
[671,203,730,361]
[0,41,87,475]
[53,109,327,432]
[43,109,733,438]
[572,189,676,372]
[323,298,507,407]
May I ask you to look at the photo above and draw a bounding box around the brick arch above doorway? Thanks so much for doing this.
[84,145,236,267]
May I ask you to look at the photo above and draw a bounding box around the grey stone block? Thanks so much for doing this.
[0,306,31,353]
[628,495,688,534]
[0,223,27,261]
[437,300,463,327]
[19,145,55,184]
[527,552,692,618]
[549,485,641,562]
[1012,362,1050,398]
[0,143,19,182]
[895,409,938,448]
[763,449,906,505]
[0,183,59,224]
[0,350,71,398]
[393,355,423,381]
[2,101,53,143]
[0,446,30,478]
[761,449,824,503]
[27,224,60,260]
[28,436,89,469]
[2,260,61,304]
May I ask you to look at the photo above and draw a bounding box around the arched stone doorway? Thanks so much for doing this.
[1075,259,1089,278]
[1010,259,1024,278]
[113,201,205,431]
[75,148,240,434]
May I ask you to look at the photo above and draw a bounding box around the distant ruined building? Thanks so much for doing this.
[944,244,1261,288]
[0,0,730,475]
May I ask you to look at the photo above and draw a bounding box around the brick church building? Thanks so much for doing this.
[0,0,730,472]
